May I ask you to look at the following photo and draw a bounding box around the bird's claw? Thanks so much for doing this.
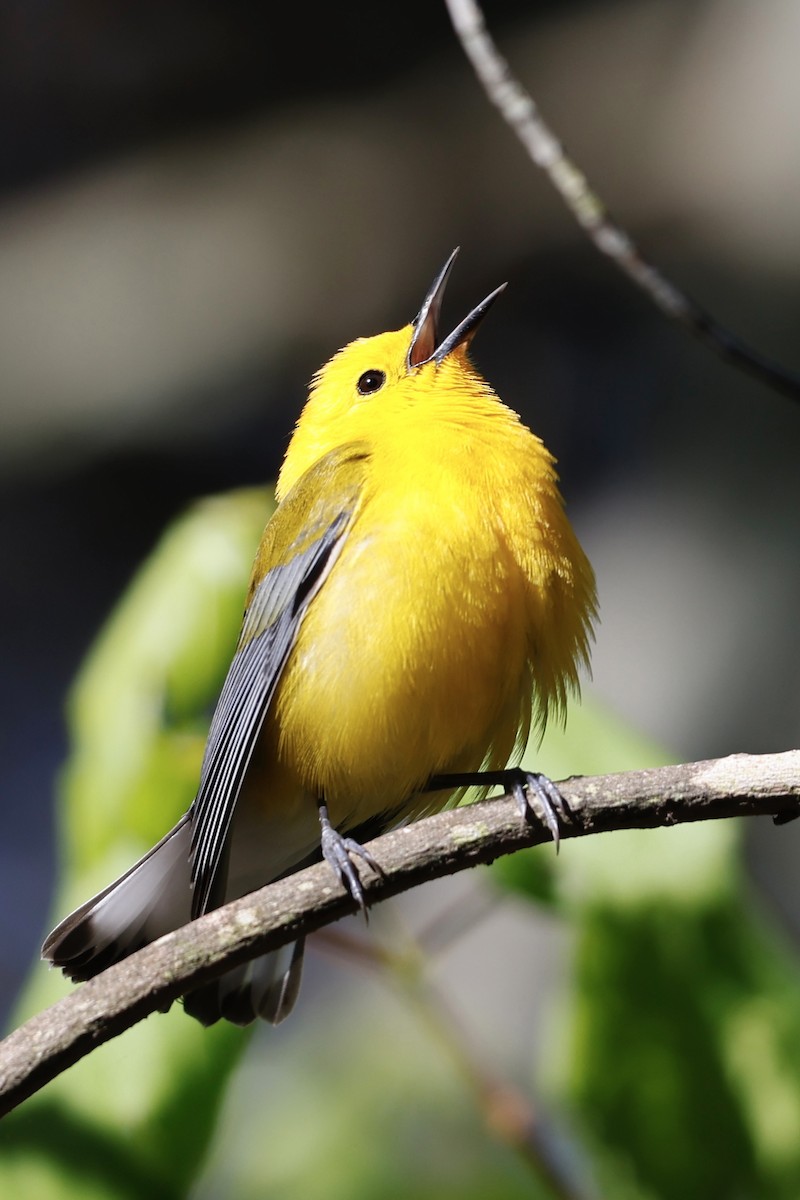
[512,772,570,853]
[318,804,382,917]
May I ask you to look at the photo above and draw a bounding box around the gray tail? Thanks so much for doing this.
[42,814,194,981]
[183,937,305,1026]
[42,813,305,1026]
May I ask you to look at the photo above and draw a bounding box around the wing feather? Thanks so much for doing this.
[189,447,368,918]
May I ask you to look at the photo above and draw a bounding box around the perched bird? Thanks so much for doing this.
[43,250,596,1026]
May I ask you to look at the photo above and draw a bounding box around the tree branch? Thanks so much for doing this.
[2,750,799,1119]
[443,0,800,403]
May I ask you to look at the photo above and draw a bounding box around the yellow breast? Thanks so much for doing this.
[268,352,594,829]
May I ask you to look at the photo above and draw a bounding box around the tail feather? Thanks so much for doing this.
[183,938,305,1027]
[43,812,307,1027]
[42,814,193,982]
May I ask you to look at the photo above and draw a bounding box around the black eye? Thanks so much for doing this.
[356,369,386,396]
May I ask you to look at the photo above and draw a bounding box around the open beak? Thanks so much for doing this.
[407,247,506,370]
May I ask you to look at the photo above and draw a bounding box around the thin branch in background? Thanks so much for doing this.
[311,926,391,970]
[412,879,501,956]
[318,893,586,1191]
[443,0,800,403]
[375,901,597,1200]
[1,750,799,1119]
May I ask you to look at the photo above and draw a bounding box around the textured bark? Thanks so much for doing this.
[1,750,799,1118]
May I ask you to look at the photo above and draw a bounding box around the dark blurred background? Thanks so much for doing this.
[3,0,800,1031]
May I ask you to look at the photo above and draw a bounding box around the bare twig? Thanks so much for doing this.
[443,0,800,402]
[401,972,592,1200]
[375,903,596,1200]
[1,750,799,1119]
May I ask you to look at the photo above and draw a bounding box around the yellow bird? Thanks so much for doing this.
[43,250,596,1025]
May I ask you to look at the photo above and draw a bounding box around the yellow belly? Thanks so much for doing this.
[251,400,594,841]
[264,505,532,831]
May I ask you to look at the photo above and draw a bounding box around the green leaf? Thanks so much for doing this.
[489,698,800,1197]
[2,488,273,1199]
[501,701,800,1199]
[63,488,273,866]
[564,891,800,1200]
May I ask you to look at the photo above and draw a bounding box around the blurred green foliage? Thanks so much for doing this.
[530,713,800,1200]
[0,489,273,1199]
[3,488,800,1199]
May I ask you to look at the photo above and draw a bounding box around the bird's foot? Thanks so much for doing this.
[318,803,383,916]
[425,767,571,852]
[510,770,570,853]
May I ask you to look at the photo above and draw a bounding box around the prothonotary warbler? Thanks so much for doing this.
[43,250,597,1026]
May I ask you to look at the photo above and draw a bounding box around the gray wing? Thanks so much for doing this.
[189,506,351,917]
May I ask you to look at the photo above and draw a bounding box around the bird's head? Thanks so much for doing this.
[277,250,506,498]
